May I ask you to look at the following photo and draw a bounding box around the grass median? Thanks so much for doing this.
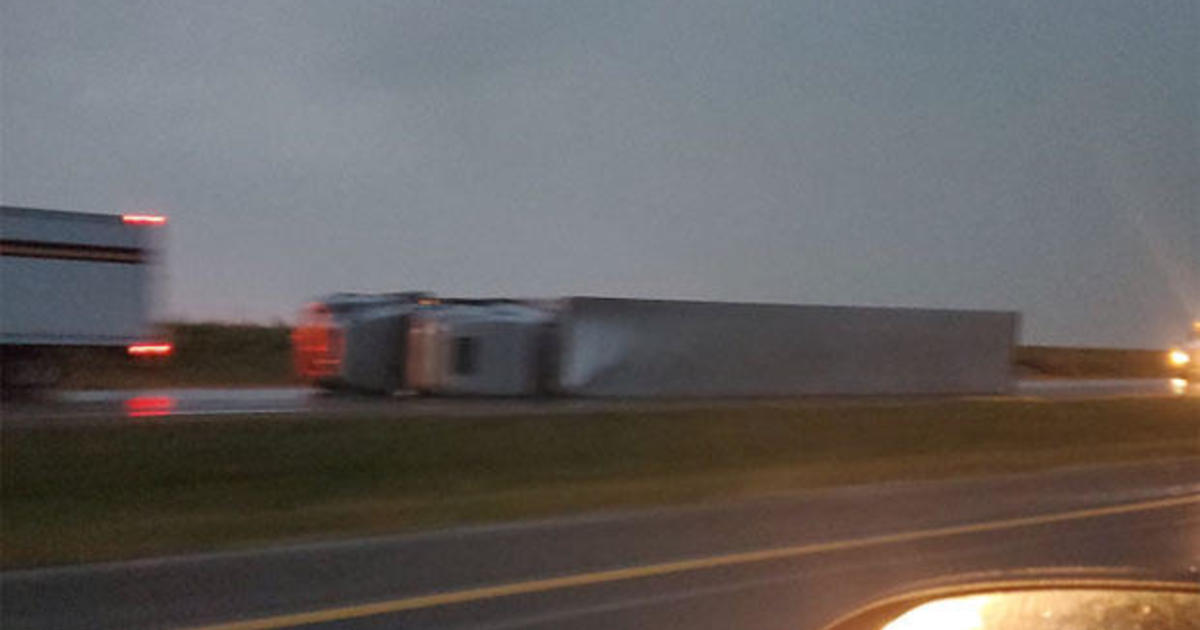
[2,397,1197,568]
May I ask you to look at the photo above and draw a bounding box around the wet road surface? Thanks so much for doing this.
[2,378,1195,427]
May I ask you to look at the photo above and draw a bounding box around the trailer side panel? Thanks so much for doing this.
[1,207,155,347]
[556,297,1017,397]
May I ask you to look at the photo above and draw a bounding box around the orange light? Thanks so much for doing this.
[1168,349,1190,367]
[122,214,167,225]
[128,343,173,356]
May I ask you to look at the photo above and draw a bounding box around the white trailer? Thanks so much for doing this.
[554,297,1017,397]
[1,206,170,391]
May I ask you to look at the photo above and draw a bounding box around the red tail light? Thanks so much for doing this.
[293,305,342,379]
[122,214,167,225]
[128,343,174,357]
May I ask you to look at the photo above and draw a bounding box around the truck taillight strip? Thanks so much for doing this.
[128,343,173,356]
[0,240,145,264]
[122,214,167,225]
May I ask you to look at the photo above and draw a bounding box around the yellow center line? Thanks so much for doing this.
[181,493,1199,630]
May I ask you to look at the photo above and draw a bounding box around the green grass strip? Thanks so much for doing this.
[3,397,1197,568]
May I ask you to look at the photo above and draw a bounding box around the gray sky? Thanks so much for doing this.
[3,0,1196,347]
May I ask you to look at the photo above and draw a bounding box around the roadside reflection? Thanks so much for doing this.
[125,395,175,418]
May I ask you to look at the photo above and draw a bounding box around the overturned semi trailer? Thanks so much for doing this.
[294,294,1018,397]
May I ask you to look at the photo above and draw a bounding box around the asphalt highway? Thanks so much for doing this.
[2,378,1195,426]
[3,458,1198,630]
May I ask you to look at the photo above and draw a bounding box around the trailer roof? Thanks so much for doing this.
[2,205,161,249]
[1,205,123,223]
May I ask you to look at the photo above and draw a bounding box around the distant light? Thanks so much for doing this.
[128,343,173,357]
[1168,349,1190,367]
[122,214,167,225]
[417,298,441,306]
[1169,378,1188,395]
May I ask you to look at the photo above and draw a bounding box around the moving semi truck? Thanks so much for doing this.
[1,206,171,392]
[294,294,1018,397]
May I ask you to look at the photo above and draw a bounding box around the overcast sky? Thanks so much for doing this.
[2,0,1196,347]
